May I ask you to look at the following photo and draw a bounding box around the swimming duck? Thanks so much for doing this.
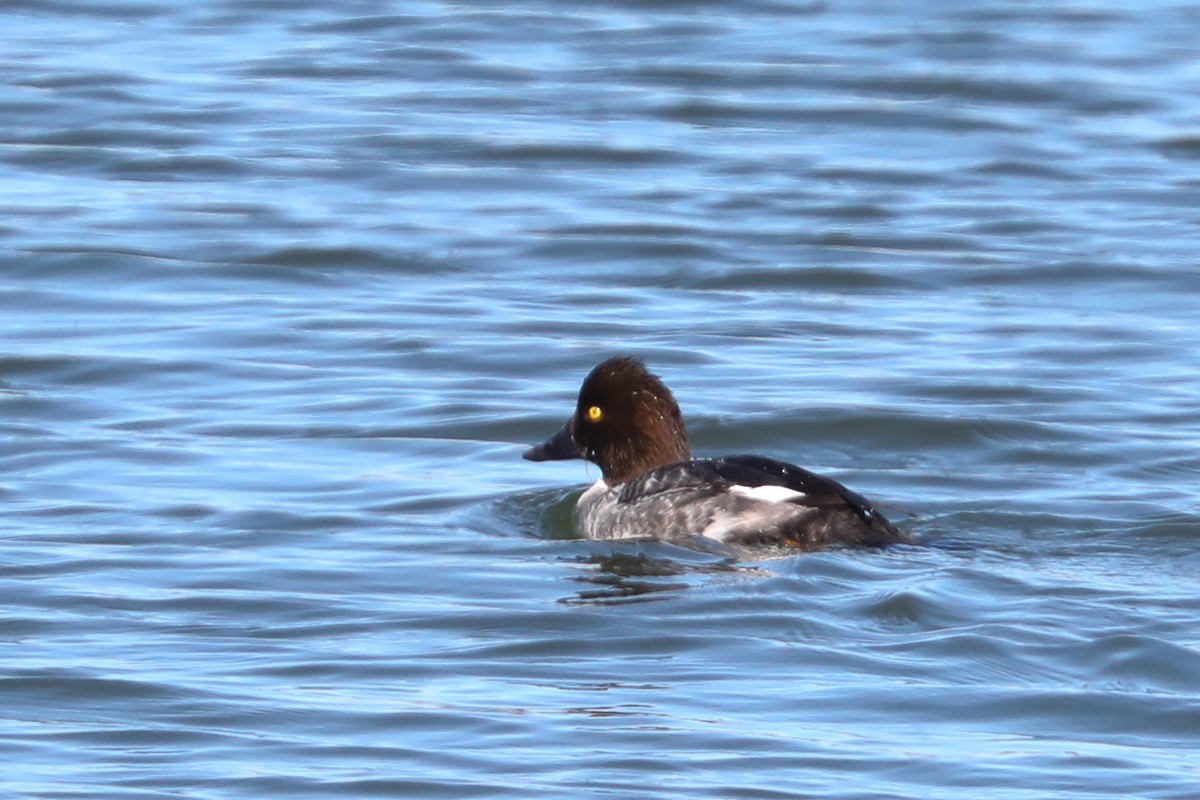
[524,356,909,550]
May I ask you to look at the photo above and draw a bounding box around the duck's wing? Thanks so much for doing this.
[616,454,867,514]
[617,455,882,523]
[614,461,728,504]
[708,455,881,523]
[615,455,906,548]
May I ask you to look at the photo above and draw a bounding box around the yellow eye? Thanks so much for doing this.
[586,405,603,423]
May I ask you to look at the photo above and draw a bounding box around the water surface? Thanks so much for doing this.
[3,1,1200,798]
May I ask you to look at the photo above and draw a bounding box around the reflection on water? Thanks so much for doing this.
[566,550,704,604]
[562,547,770,605]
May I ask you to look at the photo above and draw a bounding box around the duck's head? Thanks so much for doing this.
[523,356,691,484]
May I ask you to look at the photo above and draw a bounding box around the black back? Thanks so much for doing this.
[619,454,878,519]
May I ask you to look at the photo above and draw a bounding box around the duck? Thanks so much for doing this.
[523,356,910,550]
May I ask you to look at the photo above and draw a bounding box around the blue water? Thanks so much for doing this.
[3,1,1200,798]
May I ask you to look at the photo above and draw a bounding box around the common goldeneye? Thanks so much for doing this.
[524,356,910,550]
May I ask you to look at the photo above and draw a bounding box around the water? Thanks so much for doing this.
[3,1,1200,797]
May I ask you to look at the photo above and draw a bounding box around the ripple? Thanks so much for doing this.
[3,1,1200,798]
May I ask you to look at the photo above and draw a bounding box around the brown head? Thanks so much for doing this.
[523,356,691,484]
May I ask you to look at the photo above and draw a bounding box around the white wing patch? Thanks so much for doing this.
[730,484,807,504]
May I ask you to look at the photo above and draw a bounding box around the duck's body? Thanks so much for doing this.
[573,455,904,548]
[524,356,910,550]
